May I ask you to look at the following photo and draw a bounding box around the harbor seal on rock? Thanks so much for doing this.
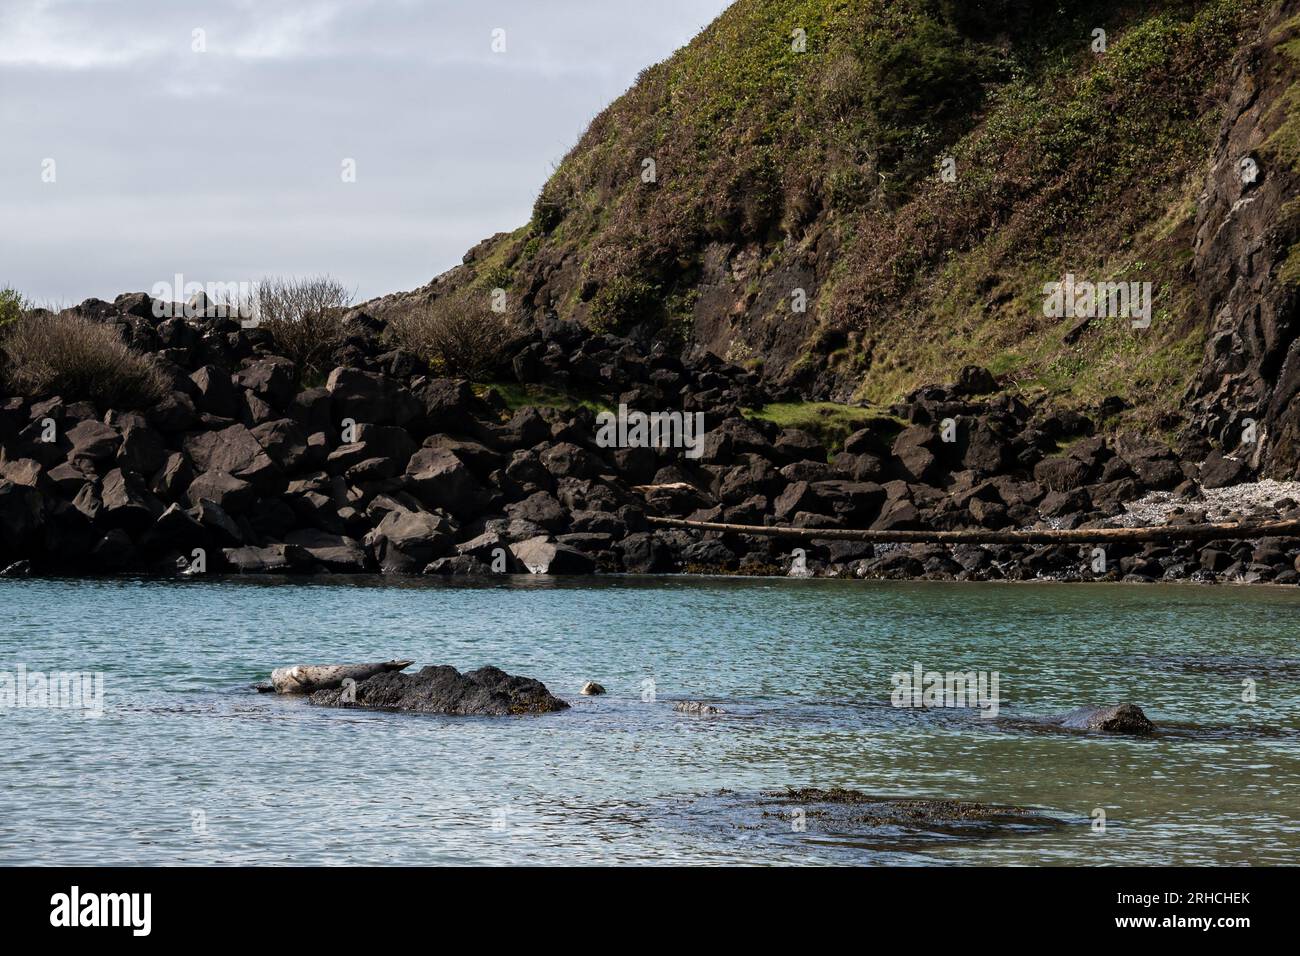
[1057,703,1155,735]
[268,660,415,694]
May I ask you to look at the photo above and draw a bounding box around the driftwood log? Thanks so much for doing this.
[268,660,414,694]
[646,515,1300,546]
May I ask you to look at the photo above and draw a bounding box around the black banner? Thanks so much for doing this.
[0,865,1285,940]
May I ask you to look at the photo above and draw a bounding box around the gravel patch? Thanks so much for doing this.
[1116,478,1300,527]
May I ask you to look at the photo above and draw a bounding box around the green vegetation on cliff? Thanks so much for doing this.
[1268,14,1300,286]
[427,0,1284,429]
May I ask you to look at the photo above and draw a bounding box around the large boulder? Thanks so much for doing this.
[99,468,161,533]
[251,419,311,473]
[415,378,481,432]
[0,457,54,494]
[222,543,309,574]
[405,447,490,517]
[504,491,568,531]
[184,424,280,491]
[1033,456,1092,492]
[309,664,569,715]
[540,441,606,480]
[718,456,783,503]
[1199,450,1249,489]
[65,420,122,466]
[284,529,372,572]
[509,535,596,574]
[891,426,942,483]
[91,529,138,570]
[185,470,256,513]
[617,531,676,573]
[364,509,453,572]
[234,358,297,411]
[151,452,193,500]
[699,417,774,464]
[956,419,1011,477]
[951,365,998,396]
[141,502,207,552]
[190,365,242,418]
[327,367,420,426]
[497,405,552,448]
[190,498,245,546]
[772,428,826,464]
[116,424,168,476]
[774,480,819,521]
[1116,439,1184,491]
[147,391,198,433]
[809,480,886,524]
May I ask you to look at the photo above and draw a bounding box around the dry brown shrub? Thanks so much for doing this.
[1,311,167,408]
[387,293,516,379]
[254,275,352,377]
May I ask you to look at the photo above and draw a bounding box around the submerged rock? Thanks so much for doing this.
[667,787,1070,855]
[776,787,1049,820]
[311,664,569,716]
[1057,703,1155,735]
[674,700,725,715]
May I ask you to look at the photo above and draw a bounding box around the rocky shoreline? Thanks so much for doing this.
[3,292,1299,586]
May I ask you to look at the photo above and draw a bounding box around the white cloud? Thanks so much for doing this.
[0,0,733,304]
[0,0,165,68]
[229,2,347,60]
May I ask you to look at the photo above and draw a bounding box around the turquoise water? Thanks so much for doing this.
[1,576,1297,865]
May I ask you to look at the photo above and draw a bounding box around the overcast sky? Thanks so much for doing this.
[0,0,731,307]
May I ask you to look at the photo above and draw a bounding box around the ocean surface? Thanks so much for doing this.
[1,575,1297,866]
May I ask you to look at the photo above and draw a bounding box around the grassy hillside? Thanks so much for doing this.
[409,0,1278,430]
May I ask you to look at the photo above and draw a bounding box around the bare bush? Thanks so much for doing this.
[253,275,352,376]
[387,294,516,380]
[1,312,167,408]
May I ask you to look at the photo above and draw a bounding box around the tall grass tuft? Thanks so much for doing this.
[1,311,168,408]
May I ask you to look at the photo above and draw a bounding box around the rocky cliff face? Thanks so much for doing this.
[368,0,1300,476]
[1186,2,1300,477]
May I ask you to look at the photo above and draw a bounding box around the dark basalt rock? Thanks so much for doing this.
[1198,450,1250,489]
[5,269,1299,583]
[310,664,569,716]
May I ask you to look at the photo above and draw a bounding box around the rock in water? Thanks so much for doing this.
[311,664,569,716]
[1058,703,1155,735]
[580,681,606,695]
[270,659,414,694]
